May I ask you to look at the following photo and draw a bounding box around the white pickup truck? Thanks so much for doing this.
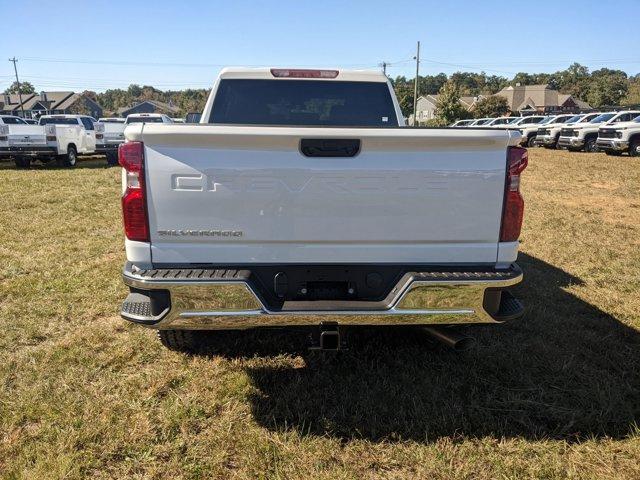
[597,114,640,156]
[118,68,527,352]
[535,113,600,149]
[35,115,100,166]
[97,118,126,165]
[125,113,174,125]
[558,111,640,152]
[0,115,50,168]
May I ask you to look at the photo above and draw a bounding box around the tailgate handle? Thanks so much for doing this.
[300,139,360,157]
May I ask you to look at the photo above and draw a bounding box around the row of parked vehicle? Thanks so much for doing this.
[451,110,640,156]
[0,113,177,168]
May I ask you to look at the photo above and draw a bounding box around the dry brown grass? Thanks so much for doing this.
[0,149,639,479]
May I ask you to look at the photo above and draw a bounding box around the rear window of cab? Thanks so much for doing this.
[210,79,398,127]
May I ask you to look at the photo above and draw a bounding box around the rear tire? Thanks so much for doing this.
[14,156,31,169]
[630,138,640,157]
[57,145,77,167]
[584,137,598,153]
[158,330,211,354]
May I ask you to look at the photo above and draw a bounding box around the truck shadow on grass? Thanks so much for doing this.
[203,253,640,442]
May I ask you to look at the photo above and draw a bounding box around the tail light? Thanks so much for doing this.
[118,141,149,242]
[270,69,339,78]
[500,146,528,242]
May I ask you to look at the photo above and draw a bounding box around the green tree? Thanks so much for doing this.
[434,80,466,125]
[485,75,509,94]
[127,84,143,97]
[510,72,535,86]
[390,76,415,118]
[418,73,448,95]
[473,95,509,118]
[4,81,35,95]
[587,72,628,107]
[622,75,640,105]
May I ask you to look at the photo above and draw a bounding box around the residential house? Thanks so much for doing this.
[117,100,180,117]
[413,94,485,124]
[495,84,591,114]
[0,93,35,115]
[0,91,103,119]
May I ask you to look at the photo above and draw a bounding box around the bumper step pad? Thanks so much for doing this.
[494,290,524,321]
[121,290,170,324]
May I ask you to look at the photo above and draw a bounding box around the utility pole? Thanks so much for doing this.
[8,57,25,117]
[413,41,420,125]
[379,61,388,76]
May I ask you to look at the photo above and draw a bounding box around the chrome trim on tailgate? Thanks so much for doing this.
[122,263,523,329]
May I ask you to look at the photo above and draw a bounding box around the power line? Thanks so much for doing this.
[19,56,382,69]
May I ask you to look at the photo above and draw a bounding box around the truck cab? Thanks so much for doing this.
[485,116,522,127]
[469,118,494,127]
[450,119,475,127]
[125,113,174,124]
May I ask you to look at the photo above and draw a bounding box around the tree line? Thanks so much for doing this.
[392,63,640,118]
[4,63,640,120]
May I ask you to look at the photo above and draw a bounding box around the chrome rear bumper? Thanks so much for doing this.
[121,263,523,329]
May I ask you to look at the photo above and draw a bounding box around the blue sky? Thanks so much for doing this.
[2,0,639,92]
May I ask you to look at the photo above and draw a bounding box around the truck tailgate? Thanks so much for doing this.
[7,125,47,147]
[132,125,519,264]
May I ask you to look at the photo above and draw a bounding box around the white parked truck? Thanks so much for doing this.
[535,113,600,149]
[118,68,527,352]
[483,116,522,128]
[597,114,640,156]
[36,114,100,167]
[558,111,640,152]
[0,115,50,168]
[125,113,174,124]
[97,118,126,165]
[501,115,547,146]
[449,119,475,127]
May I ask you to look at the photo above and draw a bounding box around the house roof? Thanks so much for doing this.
[1,91,81,112]
[1,93,36,111]
[496,84,591,111]
[572,98,592,110]
[459,95,485,108]
[420,94,439,105]
[118,99,180,115]
[417,94,484,110]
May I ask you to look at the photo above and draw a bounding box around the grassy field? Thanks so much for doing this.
[0,149,639,479]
